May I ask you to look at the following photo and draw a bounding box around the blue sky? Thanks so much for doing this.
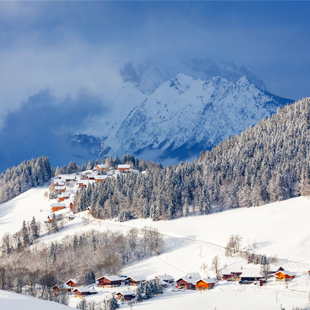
[0,1,309,171]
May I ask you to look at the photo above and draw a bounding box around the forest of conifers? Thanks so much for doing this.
[74,97,310,220]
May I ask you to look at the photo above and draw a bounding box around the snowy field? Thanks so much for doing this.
[2,186,310,309]
[0,290,75,310]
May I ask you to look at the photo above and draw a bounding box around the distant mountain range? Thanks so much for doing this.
[70,60,293,163]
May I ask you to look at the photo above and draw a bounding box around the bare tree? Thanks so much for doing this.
[212,255,221,280]
[260,263,270,285]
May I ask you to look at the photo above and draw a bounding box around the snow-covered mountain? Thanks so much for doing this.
[120,59,266,95]
[64,60,293,165]
[103,73,292,161]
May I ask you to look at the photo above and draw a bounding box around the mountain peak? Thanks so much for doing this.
[236,76,251,87]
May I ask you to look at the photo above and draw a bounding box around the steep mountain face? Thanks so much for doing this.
[105,74,292,161]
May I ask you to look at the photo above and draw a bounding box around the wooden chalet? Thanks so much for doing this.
[78,180,89,188]
[230,269,243,281]
[51,202,66,212]
[54,186,66,194]
[47,213,64,222]
[155,275,174,284]
[95,175,108,182]
[125,276,146,286]
[116,290,136,301]
[97,164,109,171]
[118,164,131,172]
[195,278,216,290]
[176,276,199,290]
[275,271,295,281]
[87,173,96,180]
[65,278,81,288]
[53,180,65,186]
[81,170,92,179]
[97,275,123,288]
[268,265,285,275]
[73,287,97,298]
[239,269,264,283]
[221,269,233,280]
[58,192,70,202]
[52,284,65,295]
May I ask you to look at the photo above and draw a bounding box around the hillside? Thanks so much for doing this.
[0,290,74,310]
[2,187,310,309]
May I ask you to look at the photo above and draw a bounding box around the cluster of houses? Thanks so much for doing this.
[52,274,175,301]
[222,265,295,285]
[47,164,139,222]
[51,266,299,303]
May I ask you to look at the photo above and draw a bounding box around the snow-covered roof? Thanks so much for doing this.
[66,278,80,284]
[118,164,130,169]
[59,174,76,180]
[87,173,97,179]
[97,275,123,281]
[53,180,65,185]
[176,276,200,284]
[47,213,64,220]
[95,175,108,180]
[116,290,135,296]
[155,275,174,281]
[240,269,263,279]
[276,271,295,277]
[195,278,216,284]
[57,192,70,198]
[78,180,89,184]
[97,164,109,169]
[73,287,97,293]
[54,186,66,190]
[221,267,243,275]
[126,276,146,282]
[51,202,66,207]
[269,265,284,273]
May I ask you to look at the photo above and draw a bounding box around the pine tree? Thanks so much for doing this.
[136,283,144,302]
[30,216,39,240]
[21,220,30,247]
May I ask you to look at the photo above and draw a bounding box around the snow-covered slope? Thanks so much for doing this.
[2,187,310,309]
[0,185,51,237]
[106,74,292,160]
[0,290,74,310]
